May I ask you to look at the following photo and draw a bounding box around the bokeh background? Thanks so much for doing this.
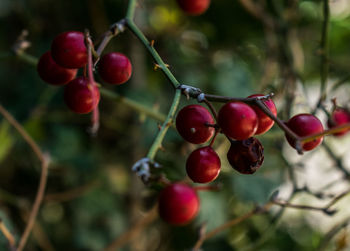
[0,0,350,250]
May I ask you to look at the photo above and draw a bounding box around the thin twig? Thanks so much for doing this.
[193,203,273,250]
[0,105,50,251]
[0,105,45,162]
[44,180,99,203]
[104,204,158,251]
[316,0,330,108]
[317,217,350,251]
[0,219,16,250]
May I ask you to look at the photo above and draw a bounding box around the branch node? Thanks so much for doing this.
[132,158,162,182]
[178,84,202,99]
[197,93,206,103]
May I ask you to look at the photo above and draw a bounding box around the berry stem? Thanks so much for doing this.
[254,99,303,153]
[203,98,218,120]
[85,31,100,135]
[209,131,219,147]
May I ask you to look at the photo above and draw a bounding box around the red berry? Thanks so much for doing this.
[327,108,350,137]
[98,52,132,85]
[176,0,210,15]
[285,114,324,151]
[37,51,77,86]
[186,146,221,183]
[158,183,199,225]
[51,31,87,69]
[218,101,258,140]
[227,138,264,174]
[64,77,100,114]
[247,94,277,135]
[176,105,215,144]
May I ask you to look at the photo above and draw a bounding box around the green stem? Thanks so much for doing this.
[318,0,330,105]
[125,19,180,89]
[147,89,181,160]
[16,51,38,66]
[126,0,138,20]
[99,88,167,122]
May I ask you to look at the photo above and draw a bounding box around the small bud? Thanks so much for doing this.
[227,137,264,174]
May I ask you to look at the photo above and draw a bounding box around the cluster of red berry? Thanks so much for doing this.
[37,31,132,113]
[177,95,277,180]
[158,95,336,225]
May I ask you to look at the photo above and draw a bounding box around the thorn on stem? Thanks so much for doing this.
[154,64,160,70]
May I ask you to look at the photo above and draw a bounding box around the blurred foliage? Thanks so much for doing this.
[0,0,350,250]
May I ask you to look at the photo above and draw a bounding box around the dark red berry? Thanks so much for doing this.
[158,183,199,225]
[327,108,350,137]
[285,113,324,151]
[51,31,87,69]
[247,94,277,135]
[227,137,264,174]
[37,51,77,86]
[176,105,215,144]
[186,146,221,183]
[64,77,100,114]
[218,101,258,140]
[98,52,132,85]
[176,0,210,15]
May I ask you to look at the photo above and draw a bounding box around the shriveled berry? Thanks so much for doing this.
[37,51,77,85]
[327,108,350,137]
[186,146,221,183]
[176,0,210,15]
[218,101,258,140]
[285,113,324,151]
[247,94,277,135]
[227,137,264,174]
[176,105,215,144]
[51,31,87,69]
[158,183,199,225]
[98,52,132,85]
[64,77,100,114]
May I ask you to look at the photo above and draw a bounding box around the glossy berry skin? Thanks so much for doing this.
[176,0,210,15]
[247,94,277,135]
[176,105,215,144]
[51,31,87,69]
[227,137,264,174]
[327,108,350,137]
[64,77,100,114]
[218,101,258,140]
[285,114,324,151]
[186,146,221,183]
[98,52,132,85]
[158,183,199,225]
[37,51,77,85]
